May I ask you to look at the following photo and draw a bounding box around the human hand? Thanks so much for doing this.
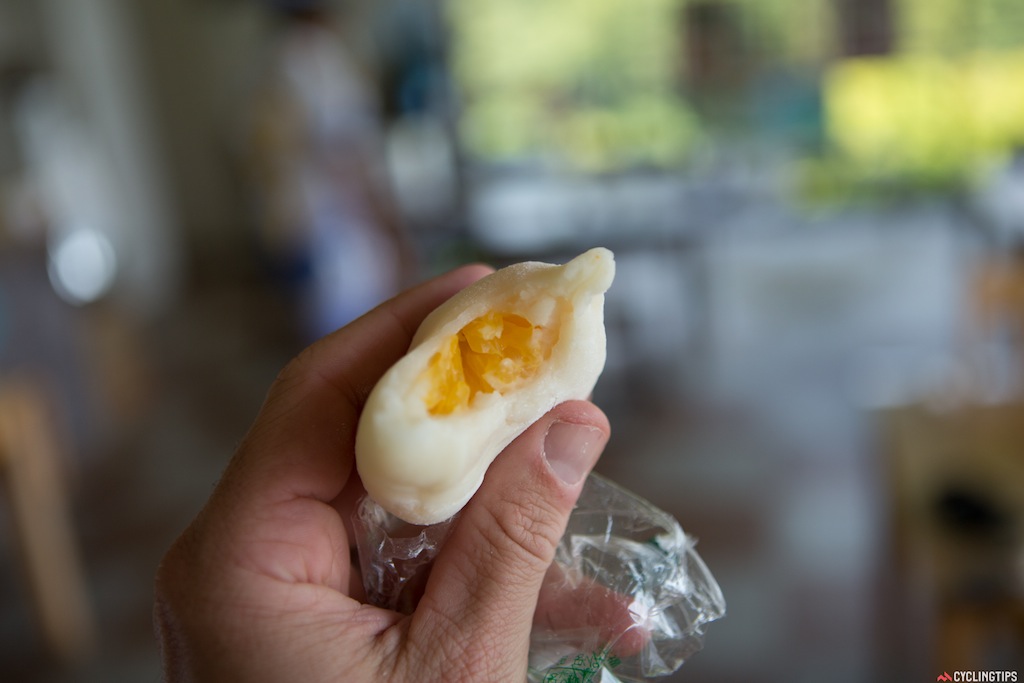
[153,265,611,682]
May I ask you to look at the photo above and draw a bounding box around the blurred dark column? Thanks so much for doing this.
[683,1,747,92]
[680,1,751,128]
[836,0,894,57]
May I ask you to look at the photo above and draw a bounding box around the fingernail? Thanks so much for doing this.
[543,421,604,486]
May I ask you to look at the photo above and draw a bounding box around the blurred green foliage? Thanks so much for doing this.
[448,0,1024,193]
[812,0,1024,199]
[448,0,695,170]
[824,51,1024,189]
[898,0,1024,55]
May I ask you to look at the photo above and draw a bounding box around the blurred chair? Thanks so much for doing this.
[882,402,1024,671]
[0,376,95,662]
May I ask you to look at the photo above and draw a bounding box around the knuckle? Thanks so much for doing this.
[272,347,313,392]
[437,638,496,682]
[486,488,564,570]
[399,613,503,683]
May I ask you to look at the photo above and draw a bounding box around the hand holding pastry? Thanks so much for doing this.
[154,255,611,683]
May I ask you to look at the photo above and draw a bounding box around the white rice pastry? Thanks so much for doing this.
[355,247,615,525]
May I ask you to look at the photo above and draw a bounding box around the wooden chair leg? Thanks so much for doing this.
[0,379,96,662]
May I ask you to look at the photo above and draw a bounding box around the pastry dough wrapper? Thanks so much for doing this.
[355,247,615,524]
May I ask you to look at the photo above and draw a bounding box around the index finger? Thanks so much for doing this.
[223,264,495,508]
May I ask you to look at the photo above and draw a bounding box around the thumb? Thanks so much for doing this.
[404,401,609,679]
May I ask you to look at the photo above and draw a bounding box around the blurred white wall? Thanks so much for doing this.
[702,204,975,413]
[37,0,182,314]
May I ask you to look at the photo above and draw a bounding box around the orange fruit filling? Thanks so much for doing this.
[422,311,548,415]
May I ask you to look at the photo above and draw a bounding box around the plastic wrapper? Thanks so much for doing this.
[353,473,725,682]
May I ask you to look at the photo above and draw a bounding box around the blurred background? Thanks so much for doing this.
[1,0,1023,680]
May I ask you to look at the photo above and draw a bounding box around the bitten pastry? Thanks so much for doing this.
[355,247,615,525]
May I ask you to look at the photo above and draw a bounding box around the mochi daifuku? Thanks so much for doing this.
[355,248,615,525]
